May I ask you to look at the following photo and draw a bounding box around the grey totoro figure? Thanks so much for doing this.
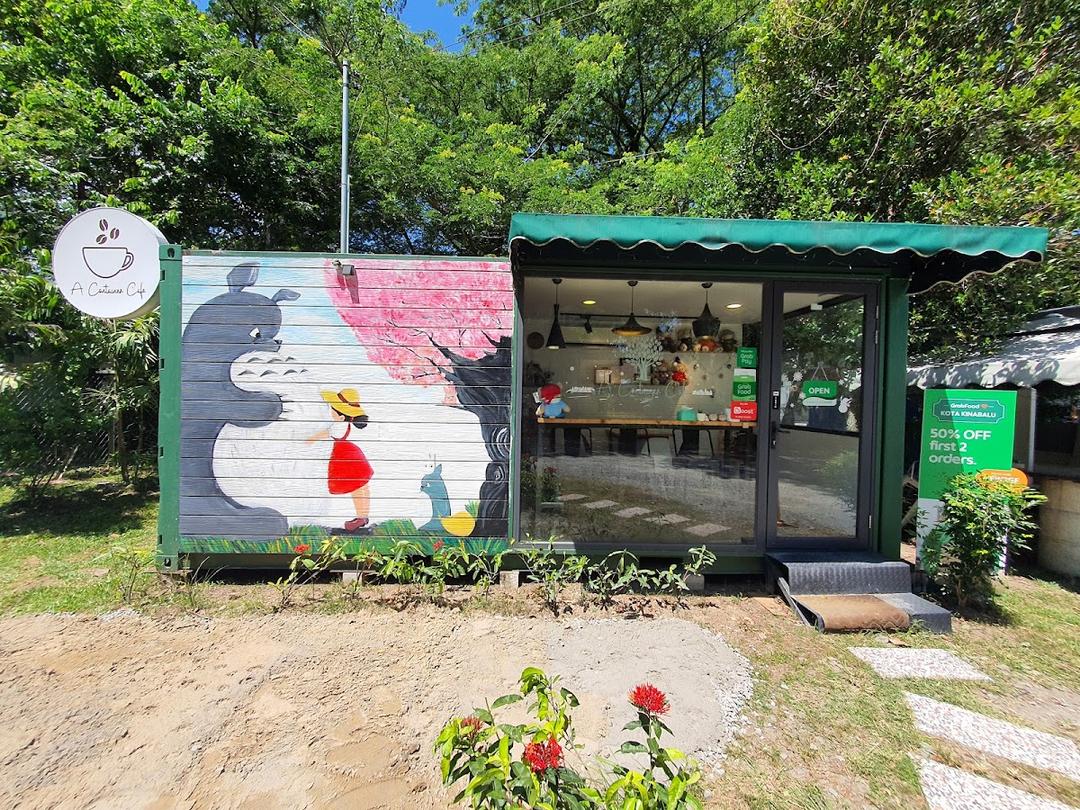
[180,262,300,540]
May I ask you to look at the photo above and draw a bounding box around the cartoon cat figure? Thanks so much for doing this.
[180,262,300,540]
[419,463,476,537]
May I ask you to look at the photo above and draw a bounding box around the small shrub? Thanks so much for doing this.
[436,668,703,809]
[585,550,646,605]
[102,545,154,604]
[521,538,586,613]
[468,545,508,595]
[272,537,348,611]
[922,473,1045,609]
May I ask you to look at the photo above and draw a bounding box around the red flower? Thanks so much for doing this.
[629,683,669,715]
[523,735,563,774]
[433,540,445,552]
[293,544,311,555]
[460,715,483,736]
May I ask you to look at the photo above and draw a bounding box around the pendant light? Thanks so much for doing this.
[693,281,721,337]
[546,278,566,349]
[612,280,651,337]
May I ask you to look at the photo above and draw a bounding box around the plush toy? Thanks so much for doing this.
[672,356,689,386]
[536,383,570,418]
[694,336,719,353]
[718,329,738,353]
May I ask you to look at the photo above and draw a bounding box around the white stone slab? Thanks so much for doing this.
[558,493,587,502]
[583,499,618,510]
[686,522,729,537]
[906,693,1080,781]
[849,648,990,681]
[614,507,652,518]
[645,513,690,525]
[914,756,1072,810]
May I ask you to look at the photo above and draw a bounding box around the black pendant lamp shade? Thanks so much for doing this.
[546,278,566,349]
[693,282,720,337]
[612,280,651,337]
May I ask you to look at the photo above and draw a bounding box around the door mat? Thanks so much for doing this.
[791,594,911,632]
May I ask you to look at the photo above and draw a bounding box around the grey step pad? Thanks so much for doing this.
[878,593,953,634]
[783,561,912,595]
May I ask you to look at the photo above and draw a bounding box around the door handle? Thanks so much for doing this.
[770,422,790,449]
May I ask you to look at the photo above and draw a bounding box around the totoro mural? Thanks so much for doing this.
[179,254,512,549]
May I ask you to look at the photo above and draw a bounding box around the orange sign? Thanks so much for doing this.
[977,468,1029,490]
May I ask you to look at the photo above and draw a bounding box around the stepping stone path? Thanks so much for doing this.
[849,647,991,681]
[686,522,729,537]
[905,693,1080,782]
[914,757,1073,810]
[850,645,1077,808]
[645,513,690,525]
[542,494,725,538]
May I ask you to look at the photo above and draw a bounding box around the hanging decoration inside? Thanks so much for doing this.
[546,278,566,349]
[611,280,651,337]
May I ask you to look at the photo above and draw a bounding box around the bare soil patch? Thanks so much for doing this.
[0,608,750,809]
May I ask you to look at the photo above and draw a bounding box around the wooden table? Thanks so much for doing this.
[536,417,756,458]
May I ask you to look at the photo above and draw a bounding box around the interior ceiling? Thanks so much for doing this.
[522,277,839,323]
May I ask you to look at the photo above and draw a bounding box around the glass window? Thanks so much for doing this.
[518,277,761,547]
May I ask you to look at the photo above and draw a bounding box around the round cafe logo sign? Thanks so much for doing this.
[53,207,166,319]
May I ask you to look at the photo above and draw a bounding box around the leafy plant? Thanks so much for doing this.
[436,670,703,809]
[585,550,646,606]
[607,685,703,808]
[272,537,348,611]
[922,473,1046,609]
[520,538,587,614]
[417,540,469,600]
[101,544,154,604]
[468,544,508,595]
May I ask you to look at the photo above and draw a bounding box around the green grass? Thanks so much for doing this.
[0,474,157,614]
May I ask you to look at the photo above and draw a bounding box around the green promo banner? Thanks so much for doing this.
[917,389,1017,554]
[736,346,757,368]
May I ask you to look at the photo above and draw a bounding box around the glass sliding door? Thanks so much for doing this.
[765,284,878,548]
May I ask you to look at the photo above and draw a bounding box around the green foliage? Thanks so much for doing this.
[435,668,703,809]
[520,538,588,614]
[922,473,1047,608]
[585,550,647,605]
[2,0,1076,479]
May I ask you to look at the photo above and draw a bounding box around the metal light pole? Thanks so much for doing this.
[339,59,350,254]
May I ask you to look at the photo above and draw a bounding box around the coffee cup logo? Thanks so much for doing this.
[81,218,134,279]
[53,206,165,319]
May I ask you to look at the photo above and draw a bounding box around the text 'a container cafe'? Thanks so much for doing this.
[154,213,1046,574]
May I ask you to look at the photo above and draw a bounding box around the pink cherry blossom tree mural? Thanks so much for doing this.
[325,259,513,537]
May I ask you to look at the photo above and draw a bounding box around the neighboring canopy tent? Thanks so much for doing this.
[509,213,1048,292]
[908,307,1080,389]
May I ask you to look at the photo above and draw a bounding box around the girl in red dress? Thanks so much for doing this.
[306,388,373,532]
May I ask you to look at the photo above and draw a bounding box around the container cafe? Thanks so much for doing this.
[155,213,1047,574]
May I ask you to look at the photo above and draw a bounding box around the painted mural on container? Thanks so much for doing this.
[179,254,512,550]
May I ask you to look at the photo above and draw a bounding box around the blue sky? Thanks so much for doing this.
[193,0,473,50]
[399,0,473,48]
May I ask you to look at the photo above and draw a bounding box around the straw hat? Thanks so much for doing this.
[321,388,366,418]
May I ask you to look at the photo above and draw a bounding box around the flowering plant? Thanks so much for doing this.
[435,667,600,808]
[436,670,703,809]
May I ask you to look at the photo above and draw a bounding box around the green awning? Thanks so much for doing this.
[508,214,1048,292]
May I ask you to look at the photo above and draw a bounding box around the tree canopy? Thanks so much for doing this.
[0,0,1077,483]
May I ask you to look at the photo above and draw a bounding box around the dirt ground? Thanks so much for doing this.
[0,605,752,810]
